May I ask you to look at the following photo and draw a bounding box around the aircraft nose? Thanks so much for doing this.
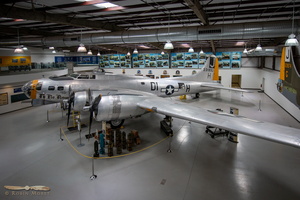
[22,81,32,98]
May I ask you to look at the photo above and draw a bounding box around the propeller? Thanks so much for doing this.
[88,94,102,137]
[67,85,75,126]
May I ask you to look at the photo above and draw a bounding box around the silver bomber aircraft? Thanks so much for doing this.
[22,55,300,148]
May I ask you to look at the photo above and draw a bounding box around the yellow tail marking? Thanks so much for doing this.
[280,47,286,81]
[213,57,219,81]
[30,80,38,99]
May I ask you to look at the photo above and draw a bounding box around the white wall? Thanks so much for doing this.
[261,69,300,121]
[219,68,262,89]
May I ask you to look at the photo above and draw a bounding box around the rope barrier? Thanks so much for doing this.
[60,127,170,159]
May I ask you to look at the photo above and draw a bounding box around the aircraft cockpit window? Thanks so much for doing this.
[57,86,64,91]
[36,82,42,90]
[77,75,89,79]
[48,86,55,91]
[70,73,79,78]
[141,82,145,85]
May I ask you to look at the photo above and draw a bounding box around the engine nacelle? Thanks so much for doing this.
[94,95,147,122]
[73,91,103,111]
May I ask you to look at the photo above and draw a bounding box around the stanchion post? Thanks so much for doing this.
[90,157,97,180]
[258,100,262,111]
[59,127,63,141]
[46,110,50,122]
[77,117,85,147]
[167,136,172,153]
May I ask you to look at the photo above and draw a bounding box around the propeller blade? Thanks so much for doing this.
[67,91,75,126]
[88,94,102,137]
[85,88,92,106]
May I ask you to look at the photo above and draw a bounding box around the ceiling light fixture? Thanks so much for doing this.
[164,40,174,49]
[77,29,87,52]
[95,2,118,8]
[52,50,56,54]
[285,0,299,46]
[188,47,194,53]
[133,48,138,54]
[22,45,28,51]
[14,29,24,54]
[97,51,101,56]
[164,13,174,50]
[127,51,131,56]
[243,44,248,54]
[161,51,165,55]
[87,49,93,55]
[199,49,204,54]
[255,44,262,51]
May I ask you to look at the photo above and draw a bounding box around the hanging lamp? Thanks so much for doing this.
[255,44,262,51]
[164,13,174,50]
[14,29,24,54]
[77,29,87,52]
[188,47,194,53]
[285,0,299,46]
[243,44,248,54]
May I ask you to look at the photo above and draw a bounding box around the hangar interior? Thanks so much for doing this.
[0,0,300,200]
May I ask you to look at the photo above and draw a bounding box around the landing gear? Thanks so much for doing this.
[191,93,200,99]
[109,119,124,129]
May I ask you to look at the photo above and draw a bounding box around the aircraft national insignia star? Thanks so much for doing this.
[165,85,175,95]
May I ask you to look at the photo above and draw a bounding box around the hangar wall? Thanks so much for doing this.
[0,49,64,63]
[261,69,300,122]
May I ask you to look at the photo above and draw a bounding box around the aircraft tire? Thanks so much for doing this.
[109,119,125,129]
[195,93,200,98]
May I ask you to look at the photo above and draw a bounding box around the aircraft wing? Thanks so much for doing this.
[200,83,251,92]
[137,98,300,148]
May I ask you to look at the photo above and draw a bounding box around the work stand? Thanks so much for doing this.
[160,116,173,153]
[205,126,230,139]
[205,126,239,143]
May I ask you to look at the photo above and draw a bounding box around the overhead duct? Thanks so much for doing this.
[0,20,298,47]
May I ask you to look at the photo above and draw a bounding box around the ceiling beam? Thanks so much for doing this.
[0,25,63,37]
[184,0,209,25]
[0,5,124,32]
[0,0,27,5]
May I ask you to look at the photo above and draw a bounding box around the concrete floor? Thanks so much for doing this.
[0,90,300,200]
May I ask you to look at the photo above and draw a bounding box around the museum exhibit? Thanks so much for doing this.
[0,0,299,200]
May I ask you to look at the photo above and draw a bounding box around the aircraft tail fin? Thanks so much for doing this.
[172,55,219,82]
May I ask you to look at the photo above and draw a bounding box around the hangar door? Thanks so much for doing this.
[231,75,241,88]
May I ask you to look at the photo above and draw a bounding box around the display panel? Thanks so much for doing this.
[216,52,242,69]
[0,93,8,106]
